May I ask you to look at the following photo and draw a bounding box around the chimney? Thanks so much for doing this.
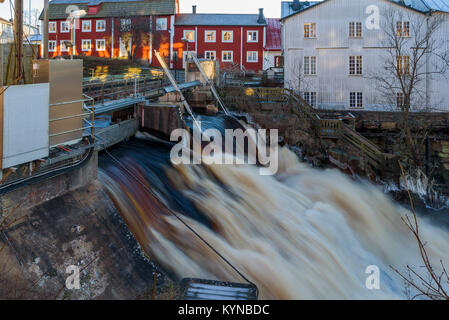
[192,5,197,14]
[258,8,266,24]
[292,0,301,11]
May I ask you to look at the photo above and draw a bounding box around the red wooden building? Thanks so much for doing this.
[45,0,179,67]
[173,7,267,72]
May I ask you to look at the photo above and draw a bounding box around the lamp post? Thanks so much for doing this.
[69,10,86,60]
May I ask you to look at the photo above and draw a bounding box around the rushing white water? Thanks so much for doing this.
[100,140,449,300]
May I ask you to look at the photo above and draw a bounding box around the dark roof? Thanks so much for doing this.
[281,0,449,21]
[42,0,176,20]
[175,14,267,27]
[265,18,281,51]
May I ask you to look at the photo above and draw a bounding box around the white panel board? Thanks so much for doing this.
[2,83,49,168]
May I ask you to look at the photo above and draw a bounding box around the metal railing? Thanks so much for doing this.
[49,94,95,146]
[82,75,166,105]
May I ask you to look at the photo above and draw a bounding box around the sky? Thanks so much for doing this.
[0,0,288,23]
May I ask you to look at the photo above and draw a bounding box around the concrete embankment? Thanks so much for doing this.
[0,151,174,300]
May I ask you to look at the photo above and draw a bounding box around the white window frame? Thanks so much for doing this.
[349,56,363,75]
[96,39,106,51]
[82,20,91,32]
[81,39,91,52]
[396,21,410,37]
[222,31,233,43]
[60,21,70,33]
[222,51,233,63]
[304,92,317,108]
[350,92,363,109]
[304,23,317,38]
[183,30,195,42]
[205,30,216,43]
[48,40,56,52]
[96,20,106,32]
[156,18,168,31]
[49,21,57,33]
[247,30,258,43]
[205,51,216,60]
[246,51,258,63]
[60,40,69,52]
[349,21,362,38]
[304,56,317,75]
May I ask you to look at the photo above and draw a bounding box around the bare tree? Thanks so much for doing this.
[390,161,449,300]
[370,9,449,167]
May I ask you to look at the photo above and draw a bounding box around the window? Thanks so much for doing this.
[96,39,106,51]
[60,40,70,52]
[349,56,363,75]
[247,51,258,63]
[349,22,362,38]
[48,40,56,52]
[222,51,233,62]
[397,55,410,75]
[156,18,167,31]
[120,19,131,32]
[275,56,284,68]
[304,56,316,75]
[304,92,317,107]
[183,30,195,42]
[222,31,233,42]
[49,21,57,33]
[397,92,405,109]
[82,20,91,32]
[205,51,216,60]
[82,39,91,51]
[60,21,70,33]
[304,23,316,38]
[96,20,106,32]
[247,31,258,42]
[205,30,216,42]
[396,21,410,37]
[350,92,363,108]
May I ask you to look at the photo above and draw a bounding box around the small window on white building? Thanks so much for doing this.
[304,92,317,107]
[205,30,216,42]
[96,39,106,51]
[247,31,258,42]
[397,55,410,75]
[350,92,363,109]
[156,18,167,31]
[222,31,233,42]
[205,51,216,60]
[222,51,233,62]
[275,56,284,68]
[60,21,70,33]
[60,40,70,52]
[247,51,258,63]
[304,23,316,38]
[304,56,316,75]
[82,20,91,32]
[349,56,363,75]
[183,30,195,42]
[82,39,91,51]
[49,22,57,33]
[396,21,410,37]
[96,20,106,32]
[48,40,56,52]
[349,22,362,38]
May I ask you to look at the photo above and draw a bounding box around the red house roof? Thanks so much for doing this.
[265,18,281,51]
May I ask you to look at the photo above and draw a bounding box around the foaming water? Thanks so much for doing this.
[98,130,449,299]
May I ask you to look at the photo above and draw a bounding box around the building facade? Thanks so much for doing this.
[263,18,282,70]
[281,0,449,111]
[173,8,267,71]
[45,0,179,67]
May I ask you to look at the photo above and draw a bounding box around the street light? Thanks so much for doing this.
[69,10,86,59]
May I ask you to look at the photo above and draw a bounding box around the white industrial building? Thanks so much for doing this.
[281,0,449,111]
